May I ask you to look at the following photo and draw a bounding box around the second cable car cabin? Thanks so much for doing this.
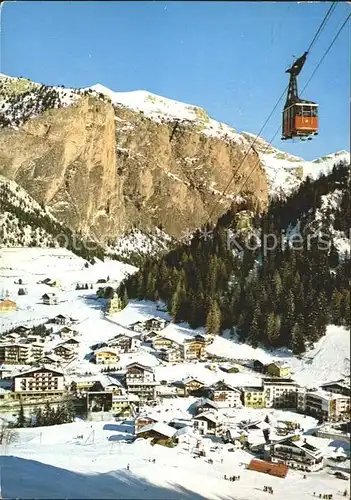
[282,51,318,141]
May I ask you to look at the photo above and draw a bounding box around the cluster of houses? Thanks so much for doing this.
[0,313,349,426]
[92,317,213,365]
[129,404,331,474]
[0,315,80,367]
[2,358,349,473]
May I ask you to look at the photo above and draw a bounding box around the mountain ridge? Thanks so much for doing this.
[0,73,349,248]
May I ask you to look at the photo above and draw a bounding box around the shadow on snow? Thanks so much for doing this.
[0,455,233,500]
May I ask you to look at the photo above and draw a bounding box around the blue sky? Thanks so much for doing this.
[2,1,349,160]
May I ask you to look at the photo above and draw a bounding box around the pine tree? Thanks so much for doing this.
[330,289,342,325]
[35,407,43,427]
[267,312,281,347]
[65,399,75,423]
[340,289,350,326]
[247,304,261,347]
[205,300,221,335]
[291,322,306,355]
[16,404,26,428]
[43,401,54,426]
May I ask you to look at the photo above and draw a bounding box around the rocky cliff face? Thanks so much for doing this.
[0,75,269,243]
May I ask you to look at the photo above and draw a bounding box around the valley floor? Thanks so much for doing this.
[0,248,350,499]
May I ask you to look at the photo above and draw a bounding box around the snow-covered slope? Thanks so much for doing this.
[107,228,174,260]
[0,175,60,247]
[89,83,247,145]
[0,74,85,129]
[243,132,350,196]
[314,189,350,256]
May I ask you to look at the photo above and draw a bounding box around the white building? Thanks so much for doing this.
[209,381,242,408]
[159,347,183,363]
[125,362,157,402]
[193,412,223,436]
[297,388,350,421]
[13,366,65,398]
[107,334,140,354]
[262,378,299,409]
[266,437,324,472]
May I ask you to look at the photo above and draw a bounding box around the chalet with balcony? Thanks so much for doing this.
[152,335,176,350]
[320,379,351,398]
[62,338,80,350]
[209,381,242,408]
[175,377,205,396]
[135,414,158,432]
[59,327,78,341]
[136,422,176,442]
[125,362,157,402]
[95,347,120,365]
[193,412,223,437]
[12,366,65,400]
[53,344,75,361]
[107,334,140,353]
[297,388,350,421]
[159,346,183,363]
[182,336,207,360]
[1,343,31,364]
[131,318,168,333]
[265,437,324,472]
[194,398,218,415]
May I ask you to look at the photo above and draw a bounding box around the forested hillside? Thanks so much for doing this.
[120,161,350,354]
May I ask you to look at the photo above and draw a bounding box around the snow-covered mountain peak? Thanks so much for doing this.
[242,132,350,197]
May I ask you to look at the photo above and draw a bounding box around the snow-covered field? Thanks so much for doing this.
[1,413,350,500]
[0,247,350,499]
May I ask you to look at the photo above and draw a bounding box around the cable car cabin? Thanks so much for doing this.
[282,101,318,141]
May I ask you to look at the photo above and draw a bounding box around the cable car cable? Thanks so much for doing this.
[302,12,351,95]
[204,2,340,227]
[307,1,337,53]
[227,11,351,206]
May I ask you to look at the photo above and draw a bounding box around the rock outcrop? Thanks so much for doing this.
[0,76,269,242]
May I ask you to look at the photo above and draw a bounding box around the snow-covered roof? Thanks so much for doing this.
[321,379,350,389]
[276,438,323,458]
[268,360,290,368]
[100,375,123,389]
[95,347,120,356]
[136,421,176,438]
[181,376,205,386]
[194,412,218,424]
[54,344,75,352]
[211,380,241,392]
[195,398,218,410]
[174,426,197,438]
[13,365,64,378]
[227,427,244,440]
[126,362,153,372]
[307,389,349,401]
